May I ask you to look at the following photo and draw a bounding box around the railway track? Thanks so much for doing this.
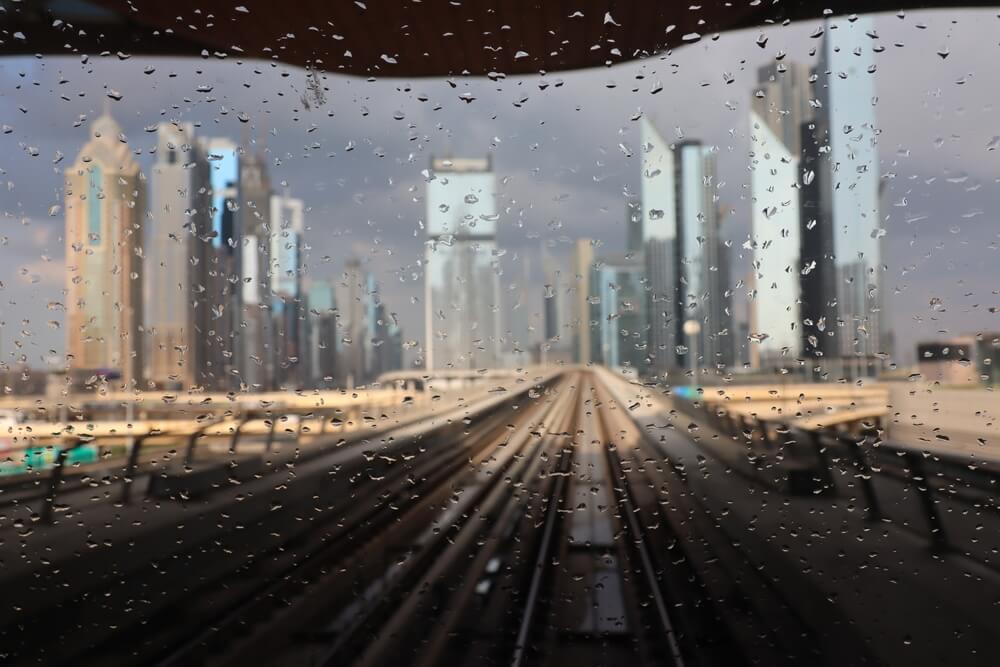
[592,372,871,667]
[310,371,830,667]
[1,377,555,666]
[226,372,747,667]
[189,373,580,667]
[11,369,868,666]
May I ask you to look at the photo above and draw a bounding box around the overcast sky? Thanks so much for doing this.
[1,8,998,370]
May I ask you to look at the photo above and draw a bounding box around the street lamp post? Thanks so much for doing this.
[683,319,701,388]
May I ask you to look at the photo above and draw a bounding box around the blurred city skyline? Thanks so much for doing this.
[1,9,998,372]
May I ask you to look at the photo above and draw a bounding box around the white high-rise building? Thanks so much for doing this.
[750,62,812,369]
[424,157,502,370]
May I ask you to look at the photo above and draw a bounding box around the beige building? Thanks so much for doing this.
[64,109,145,387]
[146,123,211,389]
[571,238,594,364]
[917,336,982,386]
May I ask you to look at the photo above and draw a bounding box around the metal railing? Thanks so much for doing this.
[6,408,353,524]
[675,397,1000,568]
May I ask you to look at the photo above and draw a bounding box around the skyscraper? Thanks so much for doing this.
[799,119,837,364]
[64,108,145,387]
[590,255,646,370]
[200,137,241,389]
[639,118,678,373]
[305,281,338,388]
[541,244,566,343]
[571,238,595,364]
[638,119,735,375]
[363,271,379,380]
[269,194,304,387]
[238,148,273,389]
[370,301,404,378]
[750,62,812,369]
[384,316,404,376]
[816,16,883,363]
[147,122,211,389]
[424,157,502,370]
[506,252,535,364]
[625,194,643,256]
[644,238,675,372]
[749,19,883,378]
[342,257,367,385]
[675,141,733,371]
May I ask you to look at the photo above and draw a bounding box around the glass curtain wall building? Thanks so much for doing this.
[147,122,211,389]
[750,62,812,370]
[590,256,646,371]
[200,137,241,389]
[750,18,884,378]
[269,194,304,387]
[639,121,734,374]
[817,16,883,365]
[676,141,734,371]
[342,257,367,386]
[571,238,595,364]
[238,149,274,390]
[305,282,338,388]
[639,117,678,373]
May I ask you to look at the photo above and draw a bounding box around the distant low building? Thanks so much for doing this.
[0,366,47,396]
[590,254,646,372]
[305,282,338,388]
[917,337,979,385]
[979,333,1000,385]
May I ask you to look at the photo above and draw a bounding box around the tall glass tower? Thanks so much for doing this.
[147,122,210,389]
[591,255,646,370]
[817,16,882,362]
[200,137,241,389]
[676,141,734,371]
[238,149,274,389]
[639,117,678,372]
[750,62,812,369]
[424,157,502,370]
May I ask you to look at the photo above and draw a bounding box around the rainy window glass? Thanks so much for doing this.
[0,3,997,666]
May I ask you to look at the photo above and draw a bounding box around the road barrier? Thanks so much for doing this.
[675,396,1000,568]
